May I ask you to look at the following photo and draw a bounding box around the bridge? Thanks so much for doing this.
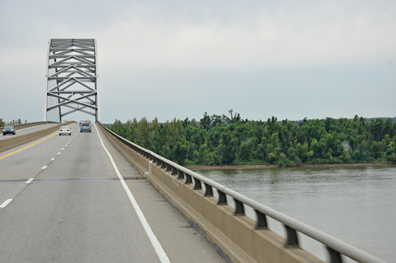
[0,39,385,263]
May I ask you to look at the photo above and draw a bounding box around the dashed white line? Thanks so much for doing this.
[0,199,13,208]
[62,148,64,150]
[26,178,34,184]
[42,166,47,169]
[58,152,61,155]
[51,158,55,161]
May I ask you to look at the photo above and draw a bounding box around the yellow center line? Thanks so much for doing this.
[0,123,76,160]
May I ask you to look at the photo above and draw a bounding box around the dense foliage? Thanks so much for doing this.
[109,111,396,167]
[0,118,27,127]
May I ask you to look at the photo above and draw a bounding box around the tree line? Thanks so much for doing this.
[109,111,396,167]
[0,118,27,127]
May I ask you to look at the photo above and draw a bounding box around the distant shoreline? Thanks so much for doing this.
[185,162,394,170]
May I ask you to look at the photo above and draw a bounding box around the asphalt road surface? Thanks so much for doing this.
[0,124,59,141]
[0,123,224,263]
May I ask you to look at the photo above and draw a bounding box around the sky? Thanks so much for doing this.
[1,0,395,124]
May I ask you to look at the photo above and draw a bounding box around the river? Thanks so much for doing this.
[195,166,396,263]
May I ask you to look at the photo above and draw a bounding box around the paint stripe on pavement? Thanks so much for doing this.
[0,199,13,208]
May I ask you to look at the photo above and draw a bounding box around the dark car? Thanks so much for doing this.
[80,123,92,132]
[3,125,16,135]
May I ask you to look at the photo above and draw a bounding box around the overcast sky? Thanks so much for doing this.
[1,0,395,124]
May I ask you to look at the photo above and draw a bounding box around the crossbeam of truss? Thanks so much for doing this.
[45,38,99,122]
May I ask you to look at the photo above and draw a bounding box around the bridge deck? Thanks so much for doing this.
[0,124,223,262]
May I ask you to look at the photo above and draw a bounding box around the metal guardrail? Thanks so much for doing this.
[99,122,385,263]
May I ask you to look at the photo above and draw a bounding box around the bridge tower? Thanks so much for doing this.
[45,39,99,122]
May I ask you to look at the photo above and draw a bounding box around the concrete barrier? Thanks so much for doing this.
[0,121,58,133]
[0,122,75,153]
[97,123,323,263]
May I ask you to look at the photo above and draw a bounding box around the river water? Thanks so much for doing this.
[195,166,396,263]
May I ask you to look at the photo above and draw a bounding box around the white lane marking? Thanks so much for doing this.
[51,158,55,161]
[95,124,170,263]
[58,152,61,155]
[62,148,64,150]
[42,166,47,169]
[26,178,34,184]
[0,199,13,208]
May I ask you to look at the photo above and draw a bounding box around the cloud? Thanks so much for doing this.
[1,0,396,71]
[1,0,396,122]
[96,1,396,70]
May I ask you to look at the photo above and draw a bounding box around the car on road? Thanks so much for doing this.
[3,125,16,135]
[59,126,72,136]
[80,123,91,133]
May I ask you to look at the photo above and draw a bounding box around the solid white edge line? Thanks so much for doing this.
[94,124,171,263]
[26,178,34,184]
[0,199,13,208]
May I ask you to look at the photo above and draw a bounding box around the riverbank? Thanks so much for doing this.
[185,162,394,170]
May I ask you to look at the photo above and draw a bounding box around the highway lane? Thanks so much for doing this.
[0,123,60,141]
[0,124,79,203]
[0,123,224,262]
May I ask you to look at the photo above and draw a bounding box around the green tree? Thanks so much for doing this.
[267,133,280,164]
[239,137,257,161]
[197,139,213,165]
[200,112,211,131]
[172,139,189,165]
[218,131,238,164]
[109,112,396,167]
[371,141,384,159]
[386,141,396,163]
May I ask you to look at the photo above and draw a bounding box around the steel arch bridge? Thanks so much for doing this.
[45,39,99,122]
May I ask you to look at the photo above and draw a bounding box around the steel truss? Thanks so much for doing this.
[45,39,99,122]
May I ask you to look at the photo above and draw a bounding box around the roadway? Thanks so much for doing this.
[0,124,59,141]
[0,123,224,263]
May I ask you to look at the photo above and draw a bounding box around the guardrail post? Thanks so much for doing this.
[161,161,166,169]
[177,170,185,180]
[185,173,192,184]
[217,190,227,205]
[255,210,268,230]
[166,163,172,172]
[233,198,245,216]
[204,183,213,197]
[171,167,178,175]
[193,178,202,190]
[284,224,299,248]
[326,246,343,263]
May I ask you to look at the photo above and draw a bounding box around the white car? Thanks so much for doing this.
[59,126,71,136]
